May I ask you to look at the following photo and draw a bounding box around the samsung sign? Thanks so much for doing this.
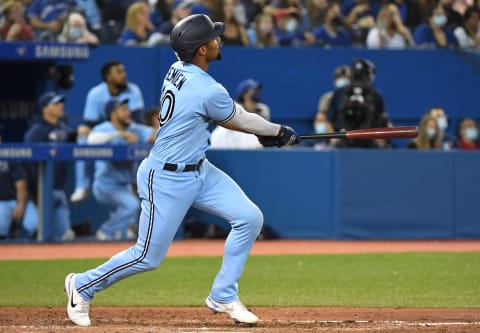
[34,45,89,59]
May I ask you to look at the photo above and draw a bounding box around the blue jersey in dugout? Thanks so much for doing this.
[149,61,235,164]
[83,82,145,123]
[91,122,154,185]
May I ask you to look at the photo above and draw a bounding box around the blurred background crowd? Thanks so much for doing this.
[1,0,480,49]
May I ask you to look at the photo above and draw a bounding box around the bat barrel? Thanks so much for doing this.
[346,126,418,140]
[298,126,418,142]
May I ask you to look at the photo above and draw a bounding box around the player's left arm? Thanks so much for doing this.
[221,103,299,147]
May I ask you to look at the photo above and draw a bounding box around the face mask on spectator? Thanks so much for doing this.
[433,14,447,27]
[465,127,479,140]
[285,19,298,32]
[426,127,436,139]
[437,117,448,130]
[69,27,84,39]
[334,78,350,89]
[314,122,328,134]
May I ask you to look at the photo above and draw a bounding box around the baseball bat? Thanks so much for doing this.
[299,126,418,140]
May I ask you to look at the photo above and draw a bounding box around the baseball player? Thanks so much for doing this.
[65,14,298,327]
[87,97,155,240]
[70,61,145,203]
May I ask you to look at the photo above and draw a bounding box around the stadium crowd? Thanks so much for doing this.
[1,0,480,50]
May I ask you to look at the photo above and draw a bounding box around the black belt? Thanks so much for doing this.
[163,158,204,172]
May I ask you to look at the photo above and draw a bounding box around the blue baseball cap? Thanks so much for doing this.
[105,97,129,118]
[38,91,65,109]
[236,79,261,100]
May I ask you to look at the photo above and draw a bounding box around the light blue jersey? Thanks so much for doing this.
[83,82,145,123]
[149,61,235,163]
[91,122,154,185]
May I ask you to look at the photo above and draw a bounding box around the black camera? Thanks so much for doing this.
[340,82,374,131]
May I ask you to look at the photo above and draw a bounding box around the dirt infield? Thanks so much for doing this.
[1,240,479,332]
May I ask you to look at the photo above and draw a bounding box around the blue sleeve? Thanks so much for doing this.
[82,0,101,26]
[120,29,140,45]
[27,0,40,18]
[127,83,145,112]
[446,29,459,46]
[83,87,104,122]
[132,124,154,143]
[413,25,429,45]
[203,84,235,122]
[24,125,43,142]
[339,29,352,46]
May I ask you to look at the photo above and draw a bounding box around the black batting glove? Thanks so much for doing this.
[277,126,300,146]
[257,126,300,147]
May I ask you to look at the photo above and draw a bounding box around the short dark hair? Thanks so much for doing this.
[101,60,122,82]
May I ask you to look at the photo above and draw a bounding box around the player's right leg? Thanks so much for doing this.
[65,158,201,326]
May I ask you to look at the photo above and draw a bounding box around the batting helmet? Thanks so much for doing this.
[170,14,225,62]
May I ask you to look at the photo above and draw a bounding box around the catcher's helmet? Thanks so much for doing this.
[351,58,376,83]
[170,14,225,62]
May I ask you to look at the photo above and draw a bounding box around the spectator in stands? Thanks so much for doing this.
[439,0,463,28]
[413,3,459,48]
[157,0,192,37]
[317,64,350,116]
[390,0,423,31]
[212,0,249,46]
[305,0,328,29]
[27,0,74,41]
[57,12,99,44]
[300,111,335,149]
[312,1,352,47]
[87,97,155,241]
[366,2,415,49]
[74,0,102,34]
[247,12,278,47]
[23,92,87,241]
[428,107,457,150]
[454,6,480,50]
[407,114,441,150]
[235,78,270,120]
[275,9,316,46]
[343,0,376,45]
[120,1,167,46]
[457,117,480,150]
[70,60,145,203]
[0,0,34,41]
[190,0,214,17]
[0,130,38,240]
[97,0,138,44]
[150,0,171,31]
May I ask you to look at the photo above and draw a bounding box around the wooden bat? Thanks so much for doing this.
[299,126,418,140]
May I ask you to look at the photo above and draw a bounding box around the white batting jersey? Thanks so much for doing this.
[149,61,235,163]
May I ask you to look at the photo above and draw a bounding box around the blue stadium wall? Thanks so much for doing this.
[1,44,480,239]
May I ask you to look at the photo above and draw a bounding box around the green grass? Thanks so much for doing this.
[1,252,479,308]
